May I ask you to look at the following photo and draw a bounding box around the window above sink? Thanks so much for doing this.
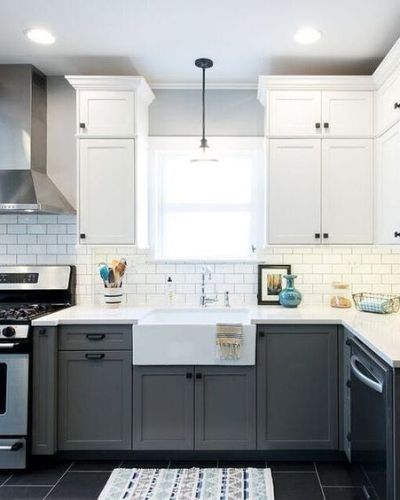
[148,137,265,262]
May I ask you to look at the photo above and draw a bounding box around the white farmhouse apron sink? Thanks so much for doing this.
[132,308,256,365]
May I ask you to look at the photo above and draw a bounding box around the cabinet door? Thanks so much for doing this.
[78,90,135,136]
[322,91,373,137]
[58,351,132,450]
[194,366,256,450]
[269,139,321,244]
[257,325,338,450]
[132,366,194,450]
[32,327,57,455]
[322,139,373,244]
[269,91,321,136]
[376,123,400,244]
[79,138,135,245]
[376,71,400,135]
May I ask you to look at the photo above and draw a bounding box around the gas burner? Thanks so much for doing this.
[0,304,56,322]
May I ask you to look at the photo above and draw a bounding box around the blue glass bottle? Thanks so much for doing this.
[279,274,302,308]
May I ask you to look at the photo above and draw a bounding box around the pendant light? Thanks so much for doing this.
[191,58,218,163]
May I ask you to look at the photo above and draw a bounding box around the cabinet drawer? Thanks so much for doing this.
[58,325,132,351]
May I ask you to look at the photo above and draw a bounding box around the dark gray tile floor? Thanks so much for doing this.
[0,459,370,499]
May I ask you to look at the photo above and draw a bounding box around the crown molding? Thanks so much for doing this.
[257,75,375,105]
[373,37,400,88]
[149,82,257,90]
[65,75,155,104]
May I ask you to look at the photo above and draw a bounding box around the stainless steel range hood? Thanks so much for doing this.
[0,65,75,213]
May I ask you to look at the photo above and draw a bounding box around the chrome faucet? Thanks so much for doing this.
[200,266,218,307]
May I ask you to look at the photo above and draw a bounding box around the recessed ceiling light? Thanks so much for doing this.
[294,27,321,45]
[24,28,55,45]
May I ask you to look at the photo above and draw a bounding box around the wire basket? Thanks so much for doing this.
[352,292,400,314]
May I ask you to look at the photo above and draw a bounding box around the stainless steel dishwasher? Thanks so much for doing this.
[350,338,393,500]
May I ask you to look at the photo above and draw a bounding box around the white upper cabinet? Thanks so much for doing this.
[376,123,400,244]
[66,76,154,245]
[268,91,321,137]
[79,139,135,245]
[322,139,373,244]
[78,90,135,136]
[376,70,400,136]
[321,92,373,137]
[269,139,321,244]
[267,89,373,138]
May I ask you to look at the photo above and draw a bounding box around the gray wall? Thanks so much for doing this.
[45,80,264,208]
[149,89,264,136]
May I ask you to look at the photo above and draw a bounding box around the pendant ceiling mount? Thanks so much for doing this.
[195,58,214,70]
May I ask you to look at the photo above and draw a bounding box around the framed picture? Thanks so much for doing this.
[257,264,291,305]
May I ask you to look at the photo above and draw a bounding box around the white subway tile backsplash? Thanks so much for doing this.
[1,214,400,306]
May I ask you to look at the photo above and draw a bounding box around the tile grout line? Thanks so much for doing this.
[42,461,75,500]
[314,462,327,500]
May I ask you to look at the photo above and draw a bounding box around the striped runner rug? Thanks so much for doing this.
[98,467,274,500]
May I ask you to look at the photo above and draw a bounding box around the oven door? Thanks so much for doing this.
[0,353,29,435]
[351,341,393,500]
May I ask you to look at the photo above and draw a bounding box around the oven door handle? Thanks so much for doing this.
[0,442,23,452]
[0,343,20,349]
[351,355,383,394]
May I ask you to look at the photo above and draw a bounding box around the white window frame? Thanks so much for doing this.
[148,137,265,262]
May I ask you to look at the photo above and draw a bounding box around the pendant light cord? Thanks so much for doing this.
[202,67,206,148]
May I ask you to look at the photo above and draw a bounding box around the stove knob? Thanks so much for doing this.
[2,327,16,338]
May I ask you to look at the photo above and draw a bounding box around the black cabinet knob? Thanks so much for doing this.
[323,233,329,239]
[259,331,265,337]
[79,122,86,129]
[186,372,192,379]
[80,233,86,239]
[323,122,329,129]
[315,122,321,129]
[195,373,202,379]
[315,233,321,239]
[394,103,400,110]
[394,232,400,238]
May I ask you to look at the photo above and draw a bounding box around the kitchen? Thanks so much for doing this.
[1,1,400,499]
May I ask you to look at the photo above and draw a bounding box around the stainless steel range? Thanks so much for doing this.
[0,265,75,469]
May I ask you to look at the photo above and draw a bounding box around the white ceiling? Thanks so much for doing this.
[0,0,400,84]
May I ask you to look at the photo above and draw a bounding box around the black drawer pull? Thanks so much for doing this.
[394,231,400,238]
[323,233,329,239]
[186,372,192,379]
[80,233,86,239]
[85,353,105,360]
[259,331,265,338]
[315,233,321,239]
[394,102,400,110]
[86,334,105,341]
[323,122,329,129]
[315,122,321,129]
[79,122,86,129]
[196,373,202,379]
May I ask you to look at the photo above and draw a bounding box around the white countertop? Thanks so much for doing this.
[32,304,400,368]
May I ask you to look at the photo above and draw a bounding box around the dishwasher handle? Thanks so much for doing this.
[351,355,383,394]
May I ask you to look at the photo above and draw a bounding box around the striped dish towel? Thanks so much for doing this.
[216,323,243,360]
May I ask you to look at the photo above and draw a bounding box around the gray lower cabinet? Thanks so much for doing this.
[58,350,132,450]
[257,325,338,450]
[32,327,58,455]
[194,366,256,450]
[132,365,256,451]
[132,366,194,450]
